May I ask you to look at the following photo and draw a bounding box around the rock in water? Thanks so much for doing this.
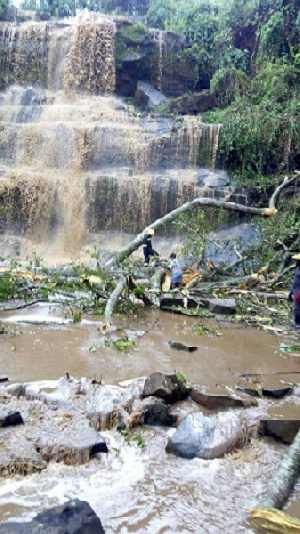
[166,411,244,459]
[0,499,105,533]
[0,410,24,428]
[168,341,197,352]
[142,372,191,403]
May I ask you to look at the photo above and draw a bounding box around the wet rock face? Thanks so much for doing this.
[142,372,191,404]
[168,91,218,115]
[0,499,105,533]
[204,223,261,268]
[166,411,245,459]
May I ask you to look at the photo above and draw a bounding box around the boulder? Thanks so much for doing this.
[191,387,255,409]
[261,420,300,444]
[0,427,46,477]
[0,499,105,533]
[4,383,24,397]
[27,416,108,465]
[168,90,218,114]
[208,299,236,315]
[143,398,177,427]
[142,372,191,404]
[0,410,24,427]
[166,411,244,459]
[135,81,166,109]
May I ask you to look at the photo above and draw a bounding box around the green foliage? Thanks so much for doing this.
[0,276,16,300]
[258,12,285,61]
[256,196,300,268]
[213,95,299,180]
[211,68,248,106]
[176,371,186,383]
[73,311,82,323]
[173,207,226,263]
[113,338,137,351]
[194,323,222,336]
[251,60,299,104]
[120,428,146,448]
[280,344,300,354]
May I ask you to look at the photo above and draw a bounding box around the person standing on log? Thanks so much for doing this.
[142,228,158,266]
[288,253,300,329]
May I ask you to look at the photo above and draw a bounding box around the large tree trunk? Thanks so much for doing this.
[251,429,300,531]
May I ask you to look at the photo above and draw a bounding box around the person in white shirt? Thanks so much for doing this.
[169,252,183,288]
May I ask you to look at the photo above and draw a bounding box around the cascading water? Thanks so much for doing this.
[0,17,224,256]
[156,29,164,92]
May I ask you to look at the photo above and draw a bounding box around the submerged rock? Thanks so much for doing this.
[27,415,108,465]
[237,384,293,398]
[0,499,105,533]
[0,427,46,477]
[142,372,191,404]
[168,341,197,352]
[191,387,253,409]
[166,411,244,459]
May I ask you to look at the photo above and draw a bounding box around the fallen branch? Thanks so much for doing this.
[269,173,300,209]
[102,275,127,332]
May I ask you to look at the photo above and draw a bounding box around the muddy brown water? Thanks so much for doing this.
[0,305,299,533]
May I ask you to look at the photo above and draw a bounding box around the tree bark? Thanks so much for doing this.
[102,276,127,331]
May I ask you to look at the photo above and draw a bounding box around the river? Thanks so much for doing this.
[0,304,298,533]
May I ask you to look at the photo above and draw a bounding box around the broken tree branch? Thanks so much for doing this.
[269,173,300,209]
[102,275,127,331]
[109,176,297,266]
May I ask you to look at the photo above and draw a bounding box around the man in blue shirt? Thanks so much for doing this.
[142,228,158,266]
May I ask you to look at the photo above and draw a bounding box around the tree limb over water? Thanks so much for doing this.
[109,174,299,266]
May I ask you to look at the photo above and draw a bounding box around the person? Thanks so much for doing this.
[288,253,300,329]
[169,252,183,288]
[142,228,158,266]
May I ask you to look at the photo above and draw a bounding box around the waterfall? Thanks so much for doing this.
[0,20,225,254]
[0,19,116,95]
[156,30,165,92]
[64,21,116,96]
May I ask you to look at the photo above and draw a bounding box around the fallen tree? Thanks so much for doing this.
[101,175,299,328]
[109,174,298,267]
